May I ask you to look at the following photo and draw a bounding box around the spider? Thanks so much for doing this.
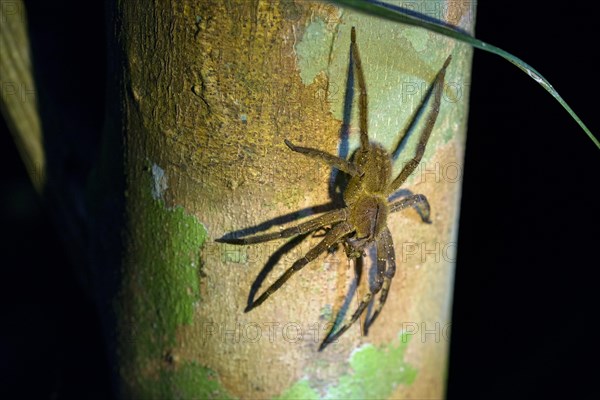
[217,27,451,351]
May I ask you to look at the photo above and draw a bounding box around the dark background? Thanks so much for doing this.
[1,1,598,399]
[448,3,599,399]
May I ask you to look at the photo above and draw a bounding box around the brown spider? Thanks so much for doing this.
[217,27,451,351]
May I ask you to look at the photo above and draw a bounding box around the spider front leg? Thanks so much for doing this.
[351,26,370,150]
[319,229,390,351]
[387,55,451,194]
[284,139,362,177]
[245,221,353,313]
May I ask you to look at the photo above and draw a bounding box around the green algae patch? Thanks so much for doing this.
[326,333,417,399]
[138,361,234,400]
[120,168,211,393]
[275,333,416,400]
[276,378,321,400]
[127,186,206,354]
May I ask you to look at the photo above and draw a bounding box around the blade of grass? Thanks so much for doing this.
[330,0,599,149]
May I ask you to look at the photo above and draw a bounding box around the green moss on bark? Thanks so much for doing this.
[139,361,234,400]
[277,333,416,399]
[120,169,234,397]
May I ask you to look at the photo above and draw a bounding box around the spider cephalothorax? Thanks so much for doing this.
[217,27,451,351]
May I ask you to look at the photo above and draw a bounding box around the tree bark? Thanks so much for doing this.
[114,0,474,398]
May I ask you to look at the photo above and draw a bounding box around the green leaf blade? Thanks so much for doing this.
[330,0,599,149]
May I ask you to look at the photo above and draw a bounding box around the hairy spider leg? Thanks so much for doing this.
[364,227,396,333]
[319,226,391,351]
[361,196,433,332]
[387,55,452,195]
[245,222,354,313]
[282,27,371,180]
[216,208,348,245]
[351,26,370,151]
[390,71,445,159]
[283,139,362,177]
[389,193,432,223]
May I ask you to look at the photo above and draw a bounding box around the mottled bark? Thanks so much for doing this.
[2,0,474,398]
[115,1,474,398]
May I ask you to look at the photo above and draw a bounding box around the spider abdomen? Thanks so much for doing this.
[348,195,389,242]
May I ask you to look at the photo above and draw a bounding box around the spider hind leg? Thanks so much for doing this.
[365,227,396,333]
[389,193,432,224]
[216,208,347,245]
[319,228,392,351]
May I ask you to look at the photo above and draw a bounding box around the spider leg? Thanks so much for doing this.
[319,232,388,351]
[365,227,396,333]
[386,55,452,195]
[389,194,432,224]
[351,26,369,150]
[216,208,348,244]
[284,140,362,177]
[245,221,353,312]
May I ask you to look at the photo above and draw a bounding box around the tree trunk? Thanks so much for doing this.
[119,0,473,398]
